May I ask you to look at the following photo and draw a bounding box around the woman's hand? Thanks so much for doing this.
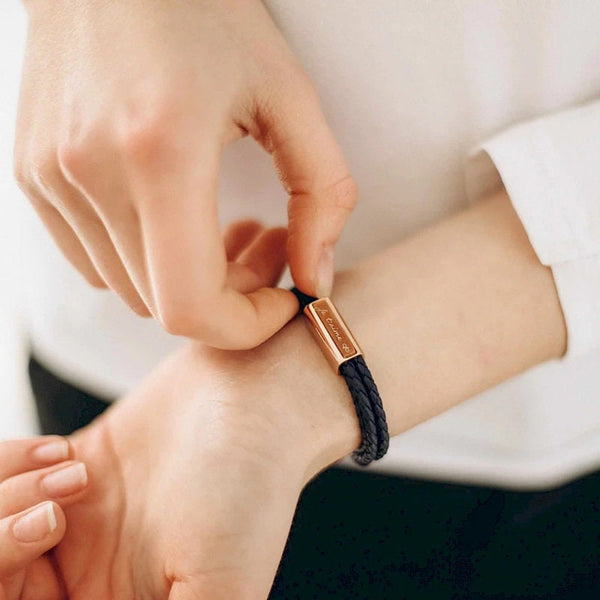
[0,437,89,599]
[14,0,357,348]
[43,323,356,599]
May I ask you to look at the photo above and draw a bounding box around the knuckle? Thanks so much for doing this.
[12,147,51,198]
[156,301,186,336]
[157,300,209,338]
[56,136,89,183]
[157,308,190,337]
[12,136,29,191]
[28,152,61,198]
[12,140,29,191]
[327,173,358,212]
[56,115,106,186]
[114,103,174,165]
[12,154,29,192]
[0,482,8,512]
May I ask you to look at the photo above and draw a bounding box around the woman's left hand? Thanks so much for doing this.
[50,321,357,599]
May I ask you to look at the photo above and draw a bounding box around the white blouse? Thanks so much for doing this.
[20,1,600,489]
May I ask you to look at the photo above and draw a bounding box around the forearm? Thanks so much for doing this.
[61,190,567,596]
[272,190,567,478]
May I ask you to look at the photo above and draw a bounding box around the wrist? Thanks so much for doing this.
[201,310,364,485]
[263,313,362,484]
[73,305,364,492]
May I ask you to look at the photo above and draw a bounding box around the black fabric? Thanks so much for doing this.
[28,355,111,436]
[28,354,600,599]
[271,469,600,600]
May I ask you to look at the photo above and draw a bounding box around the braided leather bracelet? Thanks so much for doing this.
[291,288,389,466]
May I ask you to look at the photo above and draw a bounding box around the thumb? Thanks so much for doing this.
[253,71,358,297]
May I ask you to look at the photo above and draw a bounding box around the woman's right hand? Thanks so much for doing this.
[14,0,357,349]
[0,437,89,599]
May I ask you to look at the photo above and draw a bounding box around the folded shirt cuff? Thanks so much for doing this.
[551,256,600,358]
[464,101,600,358]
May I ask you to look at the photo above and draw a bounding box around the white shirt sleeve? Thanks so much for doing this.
[464,100,600,359]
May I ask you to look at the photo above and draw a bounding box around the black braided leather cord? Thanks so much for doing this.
[340,356,389,460]
[290,287,389,465]
[290,287,317,310]
[338,358,379,465]
[340,361,379,466]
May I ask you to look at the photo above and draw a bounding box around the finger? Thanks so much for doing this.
[251,70,358,297]
[28,156,151,317]
[129,118,298,347]
[144,196,298,348]
[25,190,106,289]
[58,137,158,316]
[52,182,152,317]
[238,226,288,286]
[223,220,264,262]
[212,286,298,348]
[0,502,66,580]
[0,461,88,518]
[0,437,71,482]
[226,226,288,293]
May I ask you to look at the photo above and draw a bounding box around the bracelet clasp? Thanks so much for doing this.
[303,298,363,373]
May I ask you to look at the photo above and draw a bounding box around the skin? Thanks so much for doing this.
[0,437,89,600]
[14,0,357,349]
[0,191,567,599]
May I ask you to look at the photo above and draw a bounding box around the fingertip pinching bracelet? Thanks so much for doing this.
[290,287,389,466]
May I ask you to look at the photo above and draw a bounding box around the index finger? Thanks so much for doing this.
[134,130,298,348]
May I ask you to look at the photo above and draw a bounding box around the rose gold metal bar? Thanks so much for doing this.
[303,297,363,373]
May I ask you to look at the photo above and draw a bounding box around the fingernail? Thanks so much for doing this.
[32,439,70,464]
[316,245,335,298]
[13,502,57,543]
[41,462,88,498]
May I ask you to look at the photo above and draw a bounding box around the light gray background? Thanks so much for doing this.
[0,3,38,439]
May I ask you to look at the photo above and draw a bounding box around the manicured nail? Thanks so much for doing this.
[41,462,88,498]
[13,502,57,543]
[32,439,70,463]
[316,245,335,298]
